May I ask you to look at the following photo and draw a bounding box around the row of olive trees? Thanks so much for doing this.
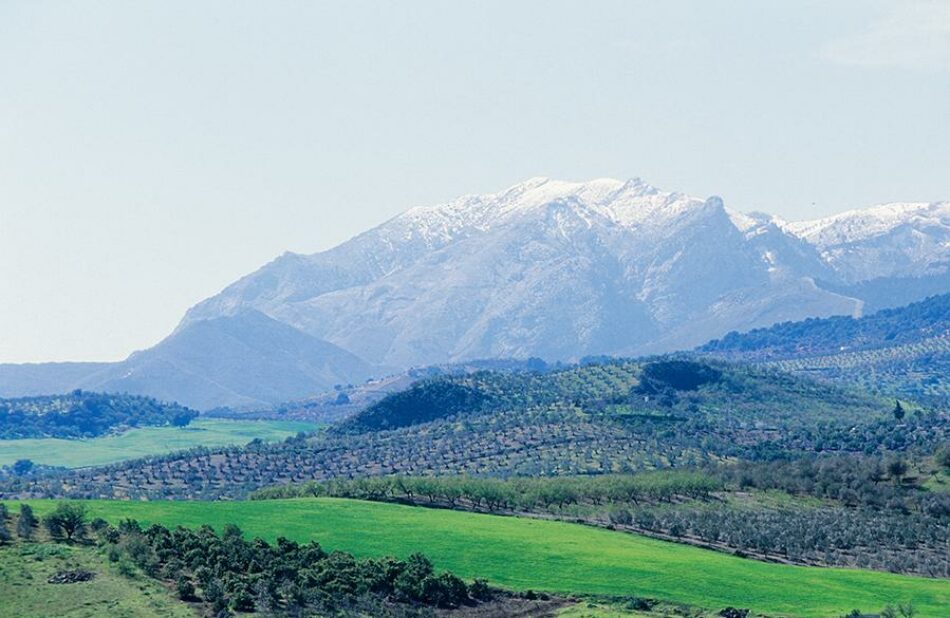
[252,471,722,512]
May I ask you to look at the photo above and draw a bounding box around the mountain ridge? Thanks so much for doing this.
[5,176,950,408]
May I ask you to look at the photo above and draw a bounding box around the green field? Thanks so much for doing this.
[19,498,950,617]
[0,418,317,468]
[0,542,192,618]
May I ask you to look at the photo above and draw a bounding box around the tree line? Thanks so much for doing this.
[251,471,722,511]
[0,390,196,439]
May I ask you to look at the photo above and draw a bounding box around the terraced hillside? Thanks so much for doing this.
[699,294,950,402]
[767,335,950,402]
[1,359,918,501]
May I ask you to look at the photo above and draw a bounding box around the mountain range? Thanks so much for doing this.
[3,176,950,409]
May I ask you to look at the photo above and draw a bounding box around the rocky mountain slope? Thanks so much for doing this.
[180,177,862,366]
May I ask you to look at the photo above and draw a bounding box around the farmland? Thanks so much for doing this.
[0,418,318,468]
[18,497,950,617]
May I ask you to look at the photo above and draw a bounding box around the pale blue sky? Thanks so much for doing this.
[2,1,950,362]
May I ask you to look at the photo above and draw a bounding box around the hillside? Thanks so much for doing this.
[341,358,881,433]
[699,294,950,402]
[0,390,196,440]
[214,357,550,424]
[700,293,950,360]
[17,498,950,617]
[5,359,927,501]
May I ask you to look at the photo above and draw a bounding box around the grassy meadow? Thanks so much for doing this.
[19,497,950,617]
[0,418,317,468]
[0,542,192,618]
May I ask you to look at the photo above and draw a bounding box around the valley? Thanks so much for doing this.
[2,340,948,616]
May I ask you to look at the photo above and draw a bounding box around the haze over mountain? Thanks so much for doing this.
[4,176,950,408]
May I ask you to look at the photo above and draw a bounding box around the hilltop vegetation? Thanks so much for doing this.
[342,358,889,440]
[0,390,196,440]
[701,293,950,361]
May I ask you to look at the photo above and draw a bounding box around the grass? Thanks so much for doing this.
[0,418,318,468]
[0,542,192,618]
[557,602,655,617]
[17,498,950,617]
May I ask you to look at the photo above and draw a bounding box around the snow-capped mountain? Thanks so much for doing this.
[181,177,860,367]
[5,177,950,408]
[786,201,950,283]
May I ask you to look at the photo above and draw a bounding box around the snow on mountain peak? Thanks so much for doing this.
[154,175,950,407]
[391,176,714,245]
[787,201,950,246]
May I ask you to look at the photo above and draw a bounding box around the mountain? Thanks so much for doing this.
[5,177,950,408]
[698,293,950,403]
[787,201,950,283]
[181,177,862,367]
[786,200,950,312]
[0,311,375,410]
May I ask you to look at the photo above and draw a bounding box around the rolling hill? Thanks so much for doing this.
[3,358,911,501]
[0,311,376,410]
[17,498,950,618]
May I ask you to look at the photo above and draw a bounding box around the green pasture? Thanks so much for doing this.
[0,418,317,468]
[18,498,950,617]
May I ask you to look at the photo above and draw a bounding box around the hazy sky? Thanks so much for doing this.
[2,1,950,363]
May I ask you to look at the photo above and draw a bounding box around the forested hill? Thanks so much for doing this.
[0,390,197,439]
[699,293,950,361]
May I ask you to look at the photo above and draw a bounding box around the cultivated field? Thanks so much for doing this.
[0,418,317,468]
[20,498,950,617]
